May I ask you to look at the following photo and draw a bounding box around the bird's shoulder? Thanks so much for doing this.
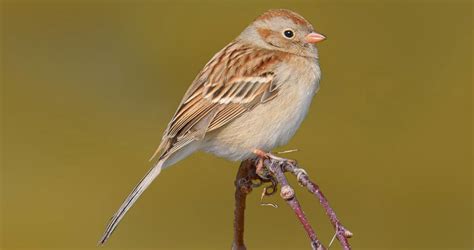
[182,41,291,102]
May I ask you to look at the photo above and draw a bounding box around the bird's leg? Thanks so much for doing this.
[255,158,265,178]
[253,149,269,178]
[255,150,298,165]
[253,148,268,158]
[253,149,294,179]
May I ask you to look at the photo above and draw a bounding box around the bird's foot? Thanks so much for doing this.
[253,149,271,179]
[253,148,269,158]
[254,149,297,164]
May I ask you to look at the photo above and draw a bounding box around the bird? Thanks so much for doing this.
[99,8,326,245]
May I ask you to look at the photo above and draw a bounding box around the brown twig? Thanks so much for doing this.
[233,159,274,249]
[232,154,351,250]
[232,160,254,250]
[265,159,325,250]
[285,162,353,250]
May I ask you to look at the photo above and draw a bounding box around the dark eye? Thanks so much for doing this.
[283,29,294,39]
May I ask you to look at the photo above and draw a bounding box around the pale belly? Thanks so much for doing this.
[203,60,321,161]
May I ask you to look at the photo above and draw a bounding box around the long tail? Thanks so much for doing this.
[98,159,165,245]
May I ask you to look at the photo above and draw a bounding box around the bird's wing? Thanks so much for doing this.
[151,41,284,160]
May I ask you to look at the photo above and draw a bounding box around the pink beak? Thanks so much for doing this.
[305,32,326,44]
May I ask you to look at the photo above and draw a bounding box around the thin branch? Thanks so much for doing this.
[265,159,325,250]
[232,160,255,250]
[232,154,352,250]
[285,162,353,250]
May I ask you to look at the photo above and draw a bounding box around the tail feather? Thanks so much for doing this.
[98,139,200,245]
[98,159,165,245]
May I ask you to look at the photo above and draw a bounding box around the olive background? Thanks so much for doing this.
[1,0,472,249]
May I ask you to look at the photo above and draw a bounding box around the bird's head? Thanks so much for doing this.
[238,9,326,58]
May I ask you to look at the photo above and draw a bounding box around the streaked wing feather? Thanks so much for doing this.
[208,104,247,131]
[151,42,283,160]
[204,75,273,104]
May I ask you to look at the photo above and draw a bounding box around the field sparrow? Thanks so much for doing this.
[99,9,325,244]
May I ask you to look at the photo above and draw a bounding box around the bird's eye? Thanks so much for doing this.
[283,29,295,39]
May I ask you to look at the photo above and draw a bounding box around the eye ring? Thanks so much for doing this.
[282,29,295,39]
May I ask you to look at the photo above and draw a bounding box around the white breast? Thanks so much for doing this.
[203,57,321,161]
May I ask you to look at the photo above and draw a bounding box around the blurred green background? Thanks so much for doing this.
[1,0,472,249]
